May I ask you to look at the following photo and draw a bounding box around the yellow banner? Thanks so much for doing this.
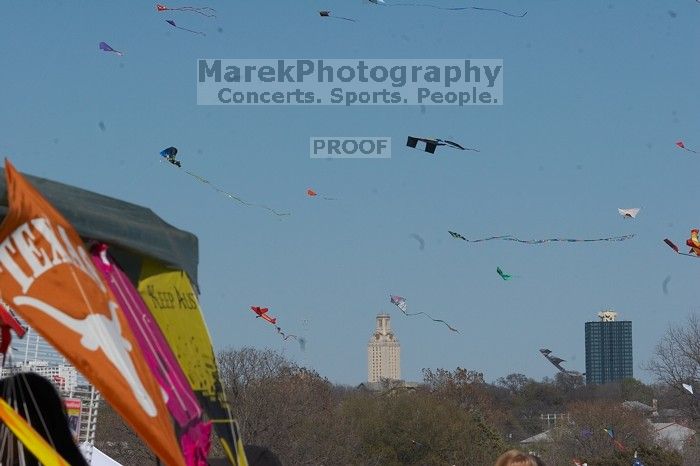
[137,259,245,466]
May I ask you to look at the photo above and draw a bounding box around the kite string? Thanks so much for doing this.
[170,6,216,18]
[330,16,357,22]
[161,160,290,216]
[174,24,206,35]
[386,3,527,17]
[182,168,290,216]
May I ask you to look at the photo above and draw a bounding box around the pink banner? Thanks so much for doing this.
[91,244,210,466]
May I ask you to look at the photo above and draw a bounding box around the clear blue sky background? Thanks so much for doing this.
[0,1,698,386]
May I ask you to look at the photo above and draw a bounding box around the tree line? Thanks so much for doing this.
[95,315,700,465]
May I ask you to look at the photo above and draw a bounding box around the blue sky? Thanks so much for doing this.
[0,1,698,385]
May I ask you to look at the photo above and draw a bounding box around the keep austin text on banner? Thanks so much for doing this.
[198,59,503,106]
[137,259,246,466]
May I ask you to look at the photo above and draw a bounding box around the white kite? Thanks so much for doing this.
[618,208,640,219]
[683,383,694,395]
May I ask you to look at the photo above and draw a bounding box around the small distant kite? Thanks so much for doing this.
[676,140,697,154]
[683,383,694,395]
[306,188,336,200]
[389,294,459,333]
[539,348,582,377]
[604,428,626,452]
[160,146,180,167]
[99,42,123,56]
[159,148,290,216]
[664,230,700,258]
[448,231,467,241]
[165,19,206,35]
[156,3,216,17]
[663,238,694,257]
[407,136,479,154]
[319,11,357,22]
[369,1,527,17]
[250,307,301,344]
[684,229,700,255]
[449,230,635,244]
[618,208,640,219]
[496,267,512,281]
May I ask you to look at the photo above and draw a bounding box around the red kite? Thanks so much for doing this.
[250,306,277,324]
[306,188,336,200]
[676,140,697,154]
[156,3,216,17]
[0,302,26,356]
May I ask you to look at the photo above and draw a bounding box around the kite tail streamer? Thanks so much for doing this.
[470,7,527,17]
[449,231,635,244]
[209,185,290,217]
[400,309,459,333]
[389,3,527,16]
[389,295,458,332]
[332,16,357,22]
[176,6,217,18]
[161,161,290,216]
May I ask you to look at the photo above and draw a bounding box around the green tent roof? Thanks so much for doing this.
[0,168,199,289]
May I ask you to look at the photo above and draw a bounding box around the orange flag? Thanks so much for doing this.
[0,161,185,466]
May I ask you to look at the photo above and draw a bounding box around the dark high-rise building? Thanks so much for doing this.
[585,310,633,385]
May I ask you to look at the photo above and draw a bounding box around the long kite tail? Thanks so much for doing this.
[502,234,635,244]
[470,6,527,17]
[398,309,459,333]
[389,3,526,16]
[175,6,217,18]
[333,16,357,22]
[161,161,290,216]
[436,139,480,152]
[209,185,290,217]
[449,231,635,244]
[275,326,299,341]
